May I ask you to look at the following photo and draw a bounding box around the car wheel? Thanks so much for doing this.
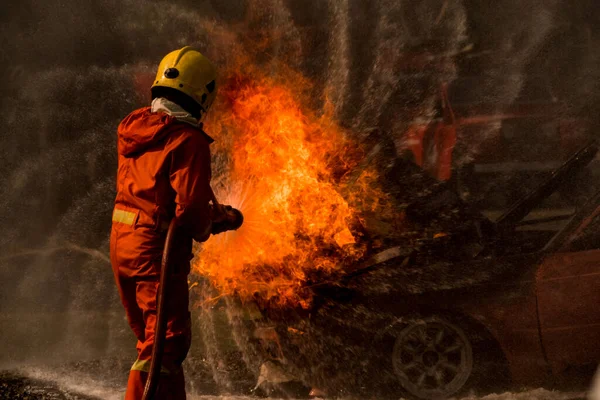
[392,316,474,399]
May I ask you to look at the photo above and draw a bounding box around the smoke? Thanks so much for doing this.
[0,0,599,394]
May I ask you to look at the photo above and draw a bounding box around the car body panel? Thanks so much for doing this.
[459,279,548,384]
[537,250,600,373]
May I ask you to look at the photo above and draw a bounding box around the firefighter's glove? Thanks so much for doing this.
[210,204,231,223]
[209,204,244,235]
[211,220,231,235]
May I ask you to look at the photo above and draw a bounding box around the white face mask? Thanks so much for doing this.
[151,97,201,127]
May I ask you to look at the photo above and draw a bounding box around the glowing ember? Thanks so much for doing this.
[194,63,384,308]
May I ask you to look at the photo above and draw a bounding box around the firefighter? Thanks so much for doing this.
[110,46,230,399]
[404,83,457,181]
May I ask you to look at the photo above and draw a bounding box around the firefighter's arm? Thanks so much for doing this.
[169,133,214,242]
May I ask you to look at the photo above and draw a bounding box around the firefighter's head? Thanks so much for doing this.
[151,46,217,121]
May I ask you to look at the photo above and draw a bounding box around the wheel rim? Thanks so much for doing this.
[392,318,473,399]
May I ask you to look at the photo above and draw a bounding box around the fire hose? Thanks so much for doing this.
[142,203,243,400]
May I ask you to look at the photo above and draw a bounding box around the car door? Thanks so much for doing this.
[536,205,600,373]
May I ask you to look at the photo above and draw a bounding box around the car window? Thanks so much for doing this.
[567,206,600,252]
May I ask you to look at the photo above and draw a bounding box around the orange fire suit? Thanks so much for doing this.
[405,122,456,181]
[110,107,213,399]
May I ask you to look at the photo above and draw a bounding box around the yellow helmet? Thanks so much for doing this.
[151,46,217,113]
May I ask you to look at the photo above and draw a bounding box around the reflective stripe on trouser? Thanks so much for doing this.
[131,358,171,374]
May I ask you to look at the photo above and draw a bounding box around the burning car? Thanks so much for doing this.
[243,140,600,399]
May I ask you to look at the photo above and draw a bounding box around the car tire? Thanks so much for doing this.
[389,315,508,399]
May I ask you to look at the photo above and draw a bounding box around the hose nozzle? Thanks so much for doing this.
[224,207,244,231]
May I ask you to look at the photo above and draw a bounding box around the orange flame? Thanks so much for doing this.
[193,58,388,308]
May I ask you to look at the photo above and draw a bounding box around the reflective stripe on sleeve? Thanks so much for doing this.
[112,208,137,226]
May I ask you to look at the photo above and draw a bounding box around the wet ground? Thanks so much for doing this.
[0,371,97,400]
[0,355,257,400]
[0,365,589,400]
